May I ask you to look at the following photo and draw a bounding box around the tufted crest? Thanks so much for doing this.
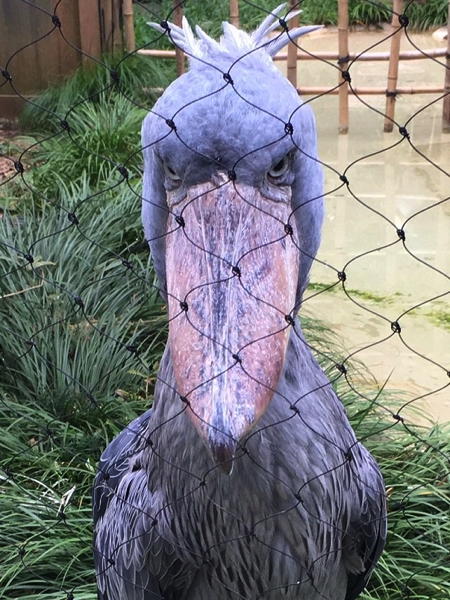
[148,3,321,63]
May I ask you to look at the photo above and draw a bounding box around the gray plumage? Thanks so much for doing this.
[93,6,387,599]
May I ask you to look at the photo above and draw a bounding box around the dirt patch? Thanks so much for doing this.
[0,119,21,181]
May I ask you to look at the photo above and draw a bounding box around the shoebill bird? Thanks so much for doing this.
[93,5,387,599]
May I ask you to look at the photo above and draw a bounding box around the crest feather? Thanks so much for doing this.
[147,3,321,62]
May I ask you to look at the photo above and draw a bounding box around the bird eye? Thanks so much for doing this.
[267,155,290,180]
[163,163,181,182]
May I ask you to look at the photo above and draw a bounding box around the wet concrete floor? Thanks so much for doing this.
[279,28,450,422]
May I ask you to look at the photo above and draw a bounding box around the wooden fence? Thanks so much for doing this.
[0,0,124,118]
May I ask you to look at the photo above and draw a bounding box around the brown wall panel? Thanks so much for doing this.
[0,0,123,118]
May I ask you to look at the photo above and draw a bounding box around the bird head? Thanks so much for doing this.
[142,4,324,473]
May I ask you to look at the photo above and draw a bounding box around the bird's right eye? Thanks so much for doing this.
[163,163,181,182]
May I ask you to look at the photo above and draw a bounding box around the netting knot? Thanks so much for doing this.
[227,169,237,181]
[232,353,242,364]
[122,259,133,269]
[118,165,129,179]
[52,14,61,27]
[24,253,34,263]
[294,492,303,503]
[338,270,346,282]
[393,413,404,423]
[284,122,294,135]
[67,212,79,225]
[341,70,351,83]
[60,119,70,132]
[180,395,190,405]
[25,339,36,347]
[232,265,241,278]
[18,545,25,557]
[175,215,185,228]
[399,126,409,139]
[108,558,115,566]
[66,593,74,600]
[110,70,120,83]
[278,18,288,32]
[165,118,176,131]
[306,567,314,582]
[1,68,11,81]
[285,314,295,327]
[344,449,353,462]
[151,518,158,527]
[160,20,170,31]
[391,321,401,334]
[284,223,293,236]
[103,472,110,481]
[199,479,206,487]
[339,174,349,185]
[289,404,300,414]
[245,526,256,540]
[180,301,188,312]
[223,72,233,85]
[396,228,406,241]
[336,363,347,375]
[126,344,139,355]
[74,296,84,308]
[398,14,409,28]
[14,160,24,173]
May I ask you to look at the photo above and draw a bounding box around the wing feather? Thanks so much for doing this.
[343,452,387,600]
[93,410,164,600]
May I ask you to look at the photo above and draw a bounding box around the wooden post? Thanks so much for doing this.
[173,0,185,76]
[229,0,239,28]
[287,0,299,89]
[338,0,349,134]
[384,0,404,132]
[123,0,135,52]
[442,0,450,132]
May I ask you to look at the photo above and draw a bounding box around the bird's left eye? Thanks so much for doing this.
[163,163,181,182]
[267,156,290,180]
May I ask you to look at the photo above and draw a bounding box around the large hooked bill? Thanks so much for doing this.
[165,178,299,474]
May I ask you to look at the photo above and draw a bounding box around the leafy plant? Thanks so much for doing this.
[20,54,176,134]
[20,96,146,201]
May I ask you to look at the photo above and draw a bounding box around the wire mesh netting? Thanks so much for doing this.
[1,0,449,599]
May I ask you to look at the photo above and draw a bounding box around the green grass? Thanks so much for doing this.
[0,184,166,598]
[426,309,450,330]
[308,281,404,304]
[20,54,176,134]
[18,97,146,204]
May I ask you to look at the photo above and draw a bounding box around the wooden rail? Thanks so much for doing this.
[137,47,448,62]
